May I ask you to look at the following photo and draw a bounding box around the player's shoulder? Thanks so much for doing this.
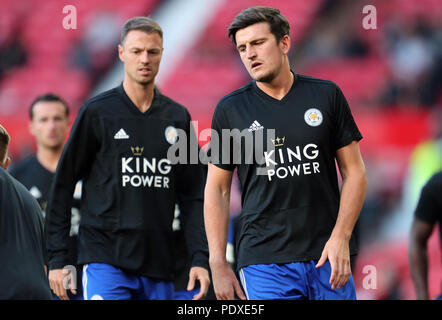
[216,82,255,113]
[0,167,8,184]
[425,171,442,190]
[8,155,38,178]
[431,170,442,181]
[296,74,339,91]
[219,82,254,105]
[81,86,121,113]
[156,90,190,119]
[1,168,34,203]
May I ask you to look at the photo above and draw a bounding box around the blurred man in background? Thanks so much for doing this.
[9,93,83,300]
[409,170,442,300]
[45,16,209,300]
[0,124,52,300]
[205,6,366,300]
[11,93,71,180]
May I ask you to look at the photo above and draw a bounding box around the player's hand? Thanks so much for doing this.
[48,268,77,300]
[187,266,210,300]
[210,260,246,300]
[316,236,351,290]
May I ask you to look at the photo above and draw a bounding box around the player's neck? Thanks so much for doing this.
[36,147,62,173]
[123,78,155,113]
[256,65,293,101]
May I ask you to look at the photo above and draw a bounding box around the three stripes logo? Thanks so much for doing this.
[248,120,264,132]
[114,128,129,139]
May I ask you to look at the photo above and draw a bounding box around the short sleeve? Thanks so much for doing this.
[208,102,236,171]
[332,85,363,150]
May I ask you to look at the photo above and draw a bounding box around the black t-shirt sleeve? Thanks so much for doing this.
[176,111,209,270]
[209,102,236,171]
[34,201,49,266]
[45,104,98,269]
[332,85,363,150]
[415,178,439,225]
[177,161,209,271]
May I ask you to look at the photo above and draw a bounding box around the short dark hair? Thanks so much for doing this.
[29,93,69,120]
[0,124,10,165]
[121,16,163,44]
[228,6,290,45]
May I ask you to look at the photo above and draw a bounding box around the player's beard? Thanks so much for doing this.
[253,56,287,84]
[128,67,156,87]
[253,65,279,84]
[135,73,154,86]
[255,70,277,83]
[41,140,64,153]
[137,78,152,86]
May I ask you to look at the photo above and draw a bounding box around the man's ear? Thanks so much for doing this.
[279,35,291,55]
[29,121,36,137]
[118,44,124,62]
[2,156,10,170]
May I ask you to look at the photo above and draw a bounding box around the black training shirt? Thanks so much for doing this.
[10,156,55,212]
[45,84,208,280]
[210,73,363,270]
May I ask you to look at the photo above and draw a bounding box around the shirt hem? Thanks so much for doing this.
[236,249,359,271]
[79,259,175,281]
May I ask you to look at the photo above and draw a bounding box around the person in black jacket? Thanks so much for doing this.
[9,93,83,300]
[205,7,366,300]
[0,124,52,300]
[46,17,209,300]
[409,171,442,300]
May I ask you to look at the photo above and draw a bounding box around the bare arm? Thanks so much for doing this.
[204,163,245,300]
[316,141,367,290]
[204,163,232,265]
[409,218,433,300]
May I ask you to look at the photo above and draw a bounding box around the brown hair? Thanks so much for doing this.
[121,16,163,44]
[228,6,290,45]
[29,93,69,120]
[0,124,10,165]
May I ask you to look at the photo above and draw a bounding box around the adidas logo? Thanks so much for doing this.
[248,120,264,132]
[114,128,129,139]
[29,186,42,199]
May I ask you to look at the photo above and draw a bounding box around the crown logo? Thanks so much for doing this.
[131,146,144,156]
[271,137,285,147]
